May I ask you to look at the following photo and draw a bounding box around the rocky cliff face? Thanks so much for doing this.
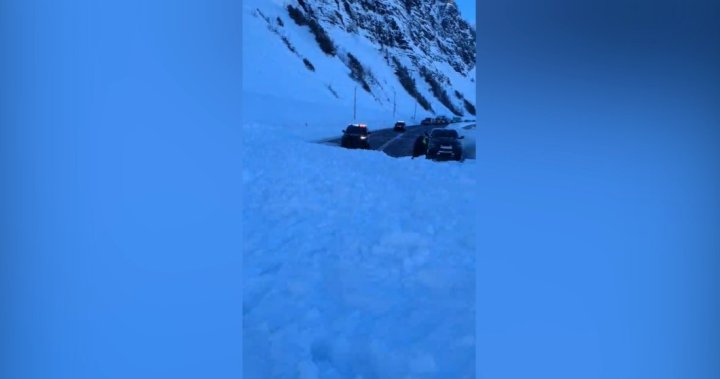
[299,0,475,76]
[248,0,476,117]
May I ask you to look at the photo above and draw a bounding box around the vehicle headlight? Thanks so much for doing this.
[360,135,367,140]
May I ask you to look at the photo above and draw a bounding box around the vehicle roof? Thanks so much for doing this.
[345,125,368,132]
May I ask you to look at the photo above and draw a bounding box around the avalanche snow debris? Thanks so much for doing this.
[242,123,475,378]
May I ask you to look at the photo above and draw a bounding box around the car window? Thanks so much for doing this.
[430,129,458,138]
[346,126,367,134]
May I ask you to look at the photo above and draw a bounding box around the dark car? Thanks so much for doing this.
[421,117,433,125]
[341,123,371,149]
[425,128,464,161]
[435,116,450,125]
[393,121,407,132]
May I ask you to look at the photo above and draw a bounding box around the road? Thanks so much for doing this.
[321,123,476,160]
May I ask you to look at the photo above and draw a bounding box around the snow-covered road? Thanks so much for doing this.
[322,122,476,160]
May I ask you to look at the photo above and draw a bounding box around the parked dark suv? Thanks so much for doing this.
[421,117,433,125]
[425,128,464,161]
[341,123,371,149]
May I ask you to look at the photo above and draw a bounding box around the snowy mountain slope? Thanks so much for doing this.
[241,2,477,377]
[242,0,475,134]
[242,123,475,378]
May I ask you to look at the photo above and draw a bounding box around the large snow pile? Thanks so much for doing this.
[242,123,475,378]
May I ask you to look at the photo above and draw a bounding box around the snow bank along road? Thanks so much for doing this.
[321,123,476,160]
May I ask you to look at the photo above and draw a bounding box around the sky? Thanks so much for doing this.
[454,0,476,25]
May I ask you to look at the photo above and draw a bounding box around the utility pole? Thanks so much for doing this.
[353,86,357,121]
[392,88,396,119]
[413,101,417,121]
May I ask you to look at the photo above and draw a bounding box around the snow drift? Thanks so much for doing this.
[242,124,475,378]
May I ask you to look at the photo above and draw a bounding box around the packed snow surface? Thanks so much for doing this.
[242,123,475,378]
